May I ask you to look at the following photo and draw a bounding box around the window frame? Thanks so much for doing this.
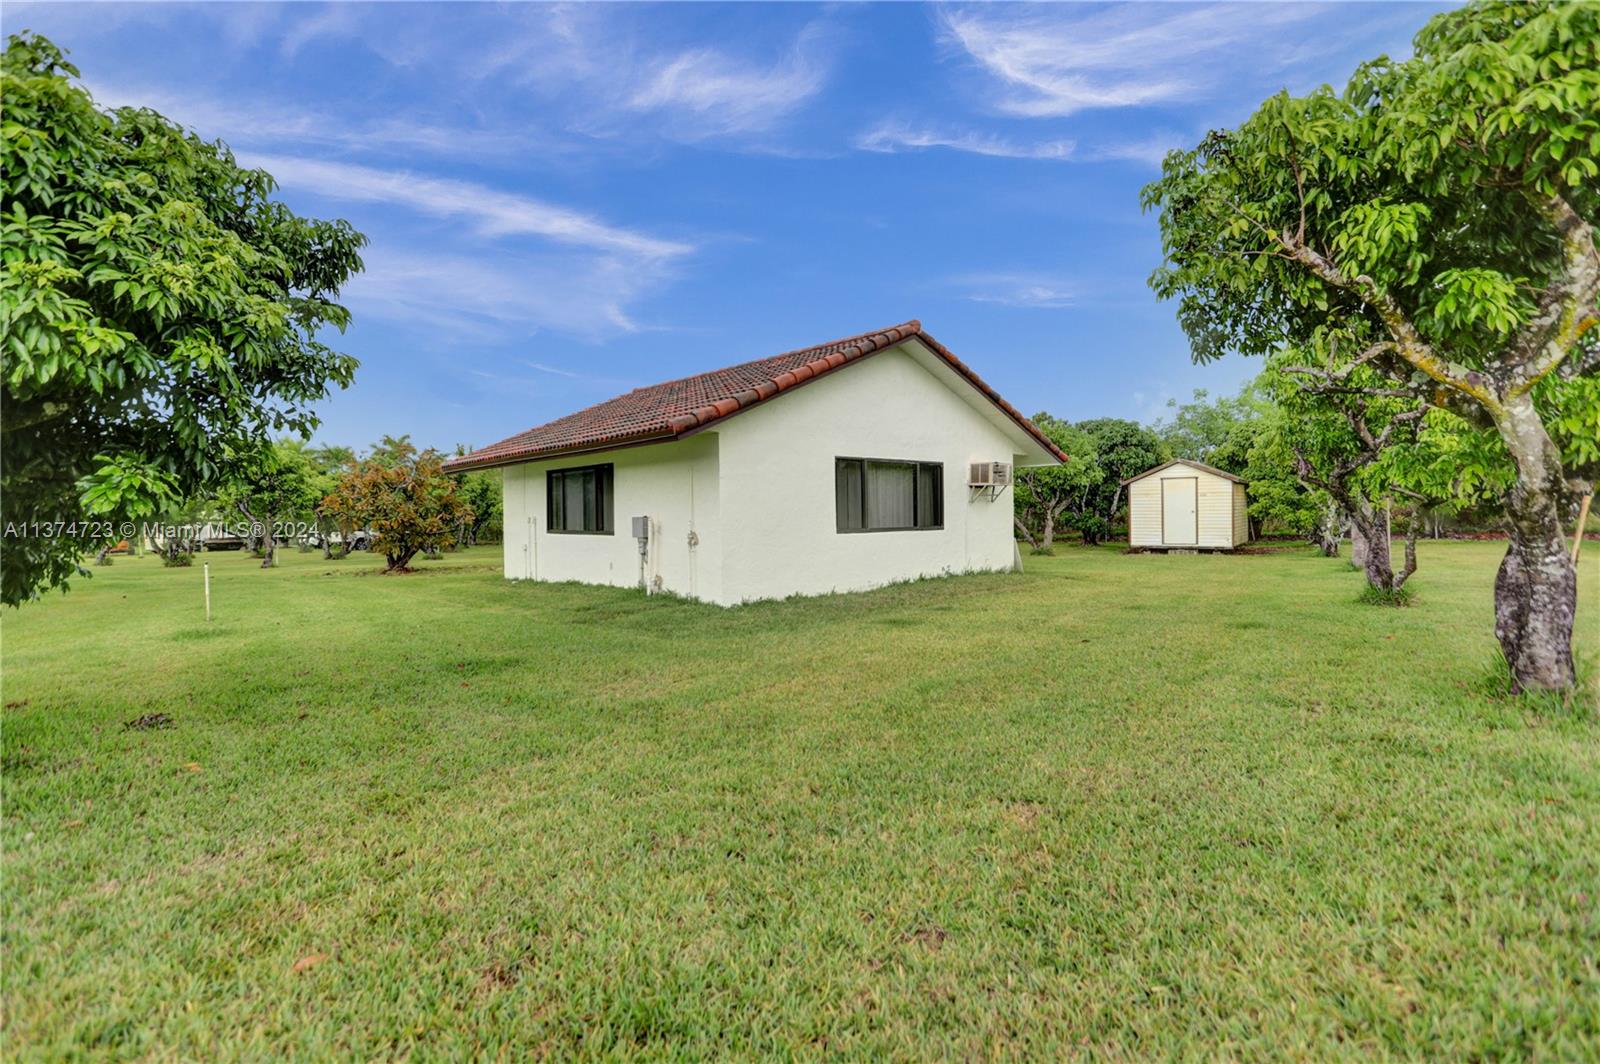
[834,456,944,534]
[546,462,615,535]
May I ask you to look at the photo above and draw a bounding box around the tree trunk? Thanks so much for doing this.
[1013,516,1040,552]
[1353,504,1394,592]
[260,521,276,568]
[1316,501,1341,557]
[1490,394,1577,693]
[1039,508,1057,552]
[1392,515,1419,591]
[386,548,419,572]
[1349,517,1369,570]
[320,520,333,560]
[236,501,260,553]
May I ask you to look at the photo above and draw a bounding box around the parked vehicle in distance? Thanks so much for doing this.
[306,528,374,552]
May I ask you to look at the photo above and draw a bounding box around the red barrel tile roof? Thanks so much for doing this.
[444,320,1066,472]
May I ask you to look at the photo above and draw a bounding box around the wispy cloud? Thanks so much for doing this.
[86,82,539,159]
[525,361,580,378]
[239,154,691,260]
[485,5,835,144]
[346,247,668,341]
[856,121,1075,161]
[957,273,1078,309]
[938,3,1330,117]
[626,33,830,138]
[243,156,694,340]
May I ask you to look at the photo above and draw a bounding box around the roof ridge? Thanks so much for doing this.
[445,319,1065,472]
[611,319,923,396]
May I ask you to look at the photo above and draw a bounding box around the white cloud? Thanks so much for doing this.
[856,121,1076,161]
[85,81,539,159]
[239,154,691,260]
[938,3,1330,117]
[626,34,829,138]
[346,247,664,341]
[525,361,580,378]
[485,5,834,143]
[957,273,1078,309]
[1082,134,1187,167]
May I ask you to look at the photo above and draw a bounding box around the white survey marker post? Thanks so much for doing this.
[204,562,211,621]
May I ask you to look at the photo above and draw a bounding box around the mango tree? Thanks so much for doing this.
[0,34,363,604]
[1143,1,1599,690]
[1013,415,1101,553]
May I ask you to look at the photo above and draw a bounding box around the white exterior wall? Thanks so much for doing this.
[711,343,1027,603]
[499,435,722,602]
[1128,462,1242,549]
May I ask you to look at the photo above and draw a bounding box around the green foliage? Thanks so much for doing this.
[1014,416,1103,547]
[1242,407,1325,538]
[215,441,325,561]
[450,445,504,545]
[1152,383,1270,472]
[1142,0,1598,414]
[1074,417,1166,524]
[0,33,365,605]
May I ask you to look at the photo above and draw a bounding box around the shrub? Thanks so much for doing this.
[1357,583,1413,608]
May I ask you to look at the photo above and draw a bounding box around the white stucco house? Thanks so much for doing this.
[444,320,1065,605]
[1123,459,1249,551]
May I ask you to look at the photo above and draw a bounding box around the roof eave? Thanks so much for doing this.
[442,429,679,473]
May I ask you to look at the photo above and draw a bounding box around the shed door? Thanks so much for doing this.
[1161,478,1198,545]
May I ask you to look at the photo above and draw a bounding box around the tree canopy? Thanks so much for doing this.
[0,33,365,604]
[321,440,473,573]
[1142,1,1598,691]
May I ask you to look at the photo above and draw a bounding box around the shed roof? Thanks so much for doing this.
[444,321,1066,472]
[1120,458,1246,486]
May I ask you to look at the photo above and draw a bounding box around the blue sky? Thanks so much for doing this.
[12,1,1451,452]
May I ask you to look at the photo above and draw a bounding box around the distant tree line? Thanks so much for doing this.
[149,435,503,573]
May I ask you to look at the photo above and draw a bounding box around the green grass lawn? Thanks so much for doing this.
[3,542,1598,1060]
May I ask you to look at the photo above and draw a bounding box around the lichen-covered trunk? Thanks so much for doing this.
[1316,501,1341,557]
[1348,501,1395,592]
[1491,394,1577,693]
[1349,517,1369,570]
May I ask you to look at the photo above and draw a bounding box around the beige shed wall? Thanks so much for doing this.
[1127,462,1243,549]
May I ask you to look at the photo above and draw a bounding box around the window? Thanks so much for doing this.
[835,458,942,532]
[547,463,614,534]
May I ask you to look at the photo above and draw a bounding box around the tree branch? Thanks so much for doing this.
[1269,232,1502,412]
[1507,192,1600,398]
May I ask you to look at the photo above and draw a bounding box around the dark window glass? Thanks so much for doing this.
[836,459,864,531]
[916,463,942,529]
[547,464,613,534]
[835,458,942,532]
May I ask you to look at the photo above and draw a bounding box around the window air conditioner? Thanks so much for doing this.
[968,461,1012,487]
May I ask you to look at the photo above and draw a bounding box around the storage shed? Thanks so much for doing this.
[1123,460,1248,551]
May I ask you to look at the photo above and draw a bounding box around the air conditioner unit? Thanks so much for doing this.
[968,461,1013,487]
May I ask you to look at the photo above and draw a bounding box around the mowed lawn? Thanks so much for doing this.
[3,542,1597,1060]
